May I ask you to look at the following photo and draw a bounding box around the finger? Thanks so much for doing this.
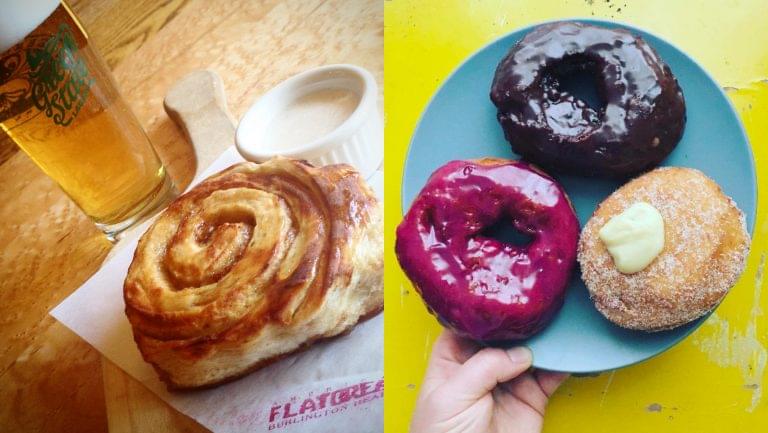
[534,370,569,397]
[420,330,479,395]
[499,369,569,415]
[500,371,550,414]
[431,329,479,365]
[442,346,532,402]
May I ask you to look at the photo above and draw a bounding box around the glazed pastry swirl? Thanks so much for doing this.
[124,157,383,389]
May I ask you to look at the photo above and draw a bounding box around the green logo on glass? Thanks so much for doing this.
[26,23,93,126]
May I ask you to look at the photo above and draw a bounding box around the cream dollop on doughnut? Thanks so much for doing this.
[599,202,665,274]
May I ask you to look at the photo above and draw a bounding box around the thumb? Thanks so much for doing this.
[441,346,532,402]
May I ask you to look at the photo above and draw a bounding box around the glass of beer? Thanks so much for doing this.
[0,0,176,240]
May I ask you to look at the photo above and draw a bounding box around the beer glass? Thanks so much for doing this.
[0,0,176,240]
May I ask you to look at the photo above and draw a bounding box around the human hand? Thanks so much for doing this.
[410,329,568,433]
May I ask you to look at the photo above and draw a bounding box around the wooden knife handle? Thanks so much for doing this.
[164,70,236,180]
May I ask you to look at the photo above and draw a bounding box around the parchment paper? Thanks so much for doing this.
[51,146,384,433]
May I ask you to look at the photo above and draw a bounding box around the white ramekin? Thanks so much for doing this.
[235,64,382,179]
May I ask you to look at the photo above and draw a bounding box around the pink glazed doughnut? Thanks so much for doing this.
[396,158,580,341]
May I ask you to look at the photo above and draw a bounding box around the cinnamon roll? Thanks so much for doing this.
[123,158,383,389]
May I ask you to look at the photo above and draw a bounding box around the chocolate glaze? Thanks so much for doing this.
[491,21,686,178]
[395,159,580,341]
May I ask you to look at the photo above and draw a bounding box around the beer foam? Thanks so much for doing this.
[0,0,60,52]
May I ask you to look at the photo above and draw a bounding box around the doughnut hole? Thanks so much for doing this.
[480,217,534,247]
[544,55,607,111]
[541,54,607,136]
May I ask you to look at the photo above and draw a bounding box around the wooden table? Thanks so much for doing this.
[0,1,382,432]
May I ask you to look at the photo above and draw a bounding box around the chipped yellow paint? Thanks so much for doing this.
[385,1,768,432]
[692,250,766,412]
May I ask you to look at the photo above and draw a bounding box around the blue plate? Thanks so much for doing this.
[401,19,756,373]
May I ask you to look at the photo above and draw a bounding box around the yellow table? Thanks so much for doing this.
[384,1,768,432]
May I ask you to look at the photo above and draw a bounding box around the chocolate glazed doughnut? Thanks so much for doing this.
[396,159,580,341]
[491,21,686,178]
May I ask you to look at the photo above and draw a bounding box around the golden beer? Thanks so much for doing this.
[0,1,174,239]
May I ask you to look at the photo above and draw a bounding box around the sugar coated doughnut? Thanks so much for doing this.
[578,167,750,331]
